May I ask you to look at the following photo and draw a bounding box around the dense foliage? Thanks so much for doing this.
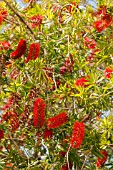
[0,0,113,169]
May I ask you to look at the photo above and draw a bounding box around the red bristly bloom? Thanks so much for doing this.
[84,37,96,49]
[30,15,43,28]
[43,129,53,140]
[0,15,2,25]
[75,77,89,87]
[10,39,26,59]
[2,111,19,132]
[47,112,68,129]
[26,43,40,63]
[96,150,108,168]
[93,20,106,32]
[104,66,113,79]
[33,98,46,128]
[2,96,14,110]
[0,8,7,25]
[0,129,4,140]
[70,122,85,148]
[92,6,107,17]
[0,41,10,50]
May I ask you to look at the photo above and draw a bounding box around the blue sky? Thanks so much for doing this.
[16,0,97,8]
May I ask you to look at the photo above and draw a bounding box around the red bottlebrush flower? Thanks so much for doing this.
[94,20,106,32]
[93,14,112,32]
[2,96,14,110]
[97,6,107,16]
[43,129,53,140]
[0,41,10,50]
[75,77,89,87]
[0,8,7,19]
[47,112,68,129]
[96,150,108,168]
[70,122,85,148]
[59,151,66,157]
[0,129,4,140]
[60,66,67,74]
[2,111,19,132]
[26,43,40,63]
[30,15,43,28]
[104,66,113,79]
[86,49,100,62]
[102,14,112,27]
[92,6,106,17]
[33,98,46,128]
[0,15,2,25]
[10,39,26,59]
[10,68,20,80]
[61,162,73,170]
[84,37,96,49]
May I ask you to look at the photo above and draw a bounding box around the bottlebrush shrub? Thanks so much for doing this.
[96,150,108,168]
[47,112,68,129]
[10,39,26,59]
[70,122,85,148]
[25,43,40,63]
[1,0,113,169]
[33,98,46,128]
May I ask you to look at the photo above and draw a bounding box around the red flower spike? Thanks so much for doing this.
[75,77,89,87]
[47,112,68,129]
[0,8,7,25]
[96,150,108,168]
[0,8,7,19]
[30,15,43,28]
[0,129,4,140]
[43,129,53,140]
[2,96,14,110]
[84,37,96,49]
[26,43,40,63]
[105,66,113,79]
[0,41,10,50]
[70,122,85,148]
[92,6,107,17]
[2,111,19,132]
[10,39,26,59]
[0,15,2,25]
[102,14,112,27]
[59,151,66,157]
[33,98,46,128]
[93,20,106,32]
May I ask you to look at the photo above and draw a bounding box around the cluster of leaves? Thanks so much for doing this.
[0,0,113,169]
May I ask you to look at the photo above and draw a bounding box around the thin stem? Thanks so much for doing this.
[67,144,71,170]
[3,0,36,40]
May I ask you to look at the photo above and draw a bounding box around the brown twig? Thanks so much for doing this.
[3,0,37,40]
